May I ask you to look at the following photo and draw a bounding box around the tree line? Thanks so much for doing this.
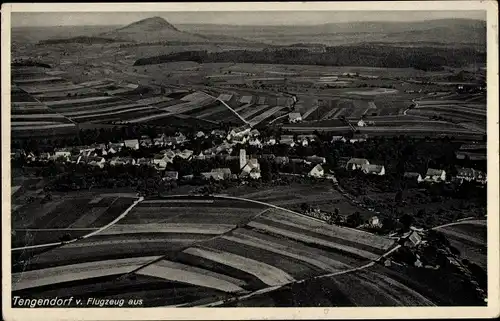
[133,45,485,71]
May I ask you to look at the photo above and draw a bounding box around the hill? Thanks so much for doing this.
[178,19,486,47]
[101,16,255,44]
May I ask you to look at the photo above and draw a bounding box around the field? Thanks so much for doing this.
[12,194,405,306]
[434,220,487,270]
[11,194,137,250]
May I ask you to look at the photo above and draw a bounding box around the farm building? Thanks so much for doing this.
[124,139,140,150]
[357,119,367,127]
[403,172,424,183]
[288,112,302,123]
[308,164,325,178]
[362,164,386,176]
[239,95,253,104]
[425,169,447,182]
[346,158,370,170]
[280,135,295,147]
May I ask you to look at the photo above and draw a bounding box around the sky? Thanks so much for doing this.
[12,11,486,27]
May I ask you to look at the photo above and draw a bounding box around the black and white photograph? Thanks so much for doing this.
[2,2,499,320]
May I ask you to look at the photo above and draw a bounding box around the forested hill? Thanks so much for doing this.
[133,45,486,71]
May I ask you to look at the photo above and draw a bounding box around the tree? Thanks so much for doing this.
[400,214,414,231]
[346,212,362,227]
[300,203,310,213]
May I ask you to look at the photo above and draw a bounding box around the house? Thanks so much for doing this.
[357,119,367,127]
[369,216,381,228]
[212,168,232,179]
[404,231,422,248]
[176,149,193,160]
[403,172,424,183]
[110,157,135,166]
[265,138,277,146]
[456,167,486,184]
[139,137,153,148]
[68,155,82,164]
[275,156,289,165]
[290,158,304,164]
[331,136,347,143]
[163,171,179,181]
[308,164,324,178]
[362,164,386,176]
[153,154,172,169]
[280,135,295,147]
[260,154,276,161]
[107,143,123,154]
[346,158,370,170]
[196,131,206,139]
[297,134,317,142]
[425,168,446,182]
[87,156,106,168]
[349,134,368,143]
[54,149,72,159]
[201,172,224,181]
[232,135,247,145]
[288,112,302,123]
[306,155,326,164]
[227,126,251,140]
[124,139,140,150]
[181,174,194,181]
[211,129,226,138]
[250,129,260,137]
[248,138,262,148]
[136,158,153,167]
[241,158,261,179]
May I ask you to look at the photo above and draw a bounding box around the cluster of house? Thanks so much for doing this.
[345,157,486,185]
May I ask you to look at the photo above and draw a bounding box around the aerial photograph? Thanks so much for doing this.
[9,8,489,309]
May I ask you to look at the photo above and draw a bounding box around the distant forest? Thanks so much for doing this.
[38,36,129,45]
[133,45,486,71]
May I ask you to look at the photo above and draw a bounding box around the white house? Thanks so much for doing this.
[362,164,386,176]
[288,112,302,123]
[176,149,193,160]
[346,158,370,170]
[136,158,153,167]
[250,129,260,137]
[124,139,140,150]
[265,138,277,146]
[403,172,424,183]
[357,119,367,127]
[425,168,446,182]
[404,231,423,248]
[196,131,206,139]
[308,164,324,178]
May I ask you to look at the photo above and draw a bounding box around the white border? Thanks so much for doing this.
[2,2,499,320]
